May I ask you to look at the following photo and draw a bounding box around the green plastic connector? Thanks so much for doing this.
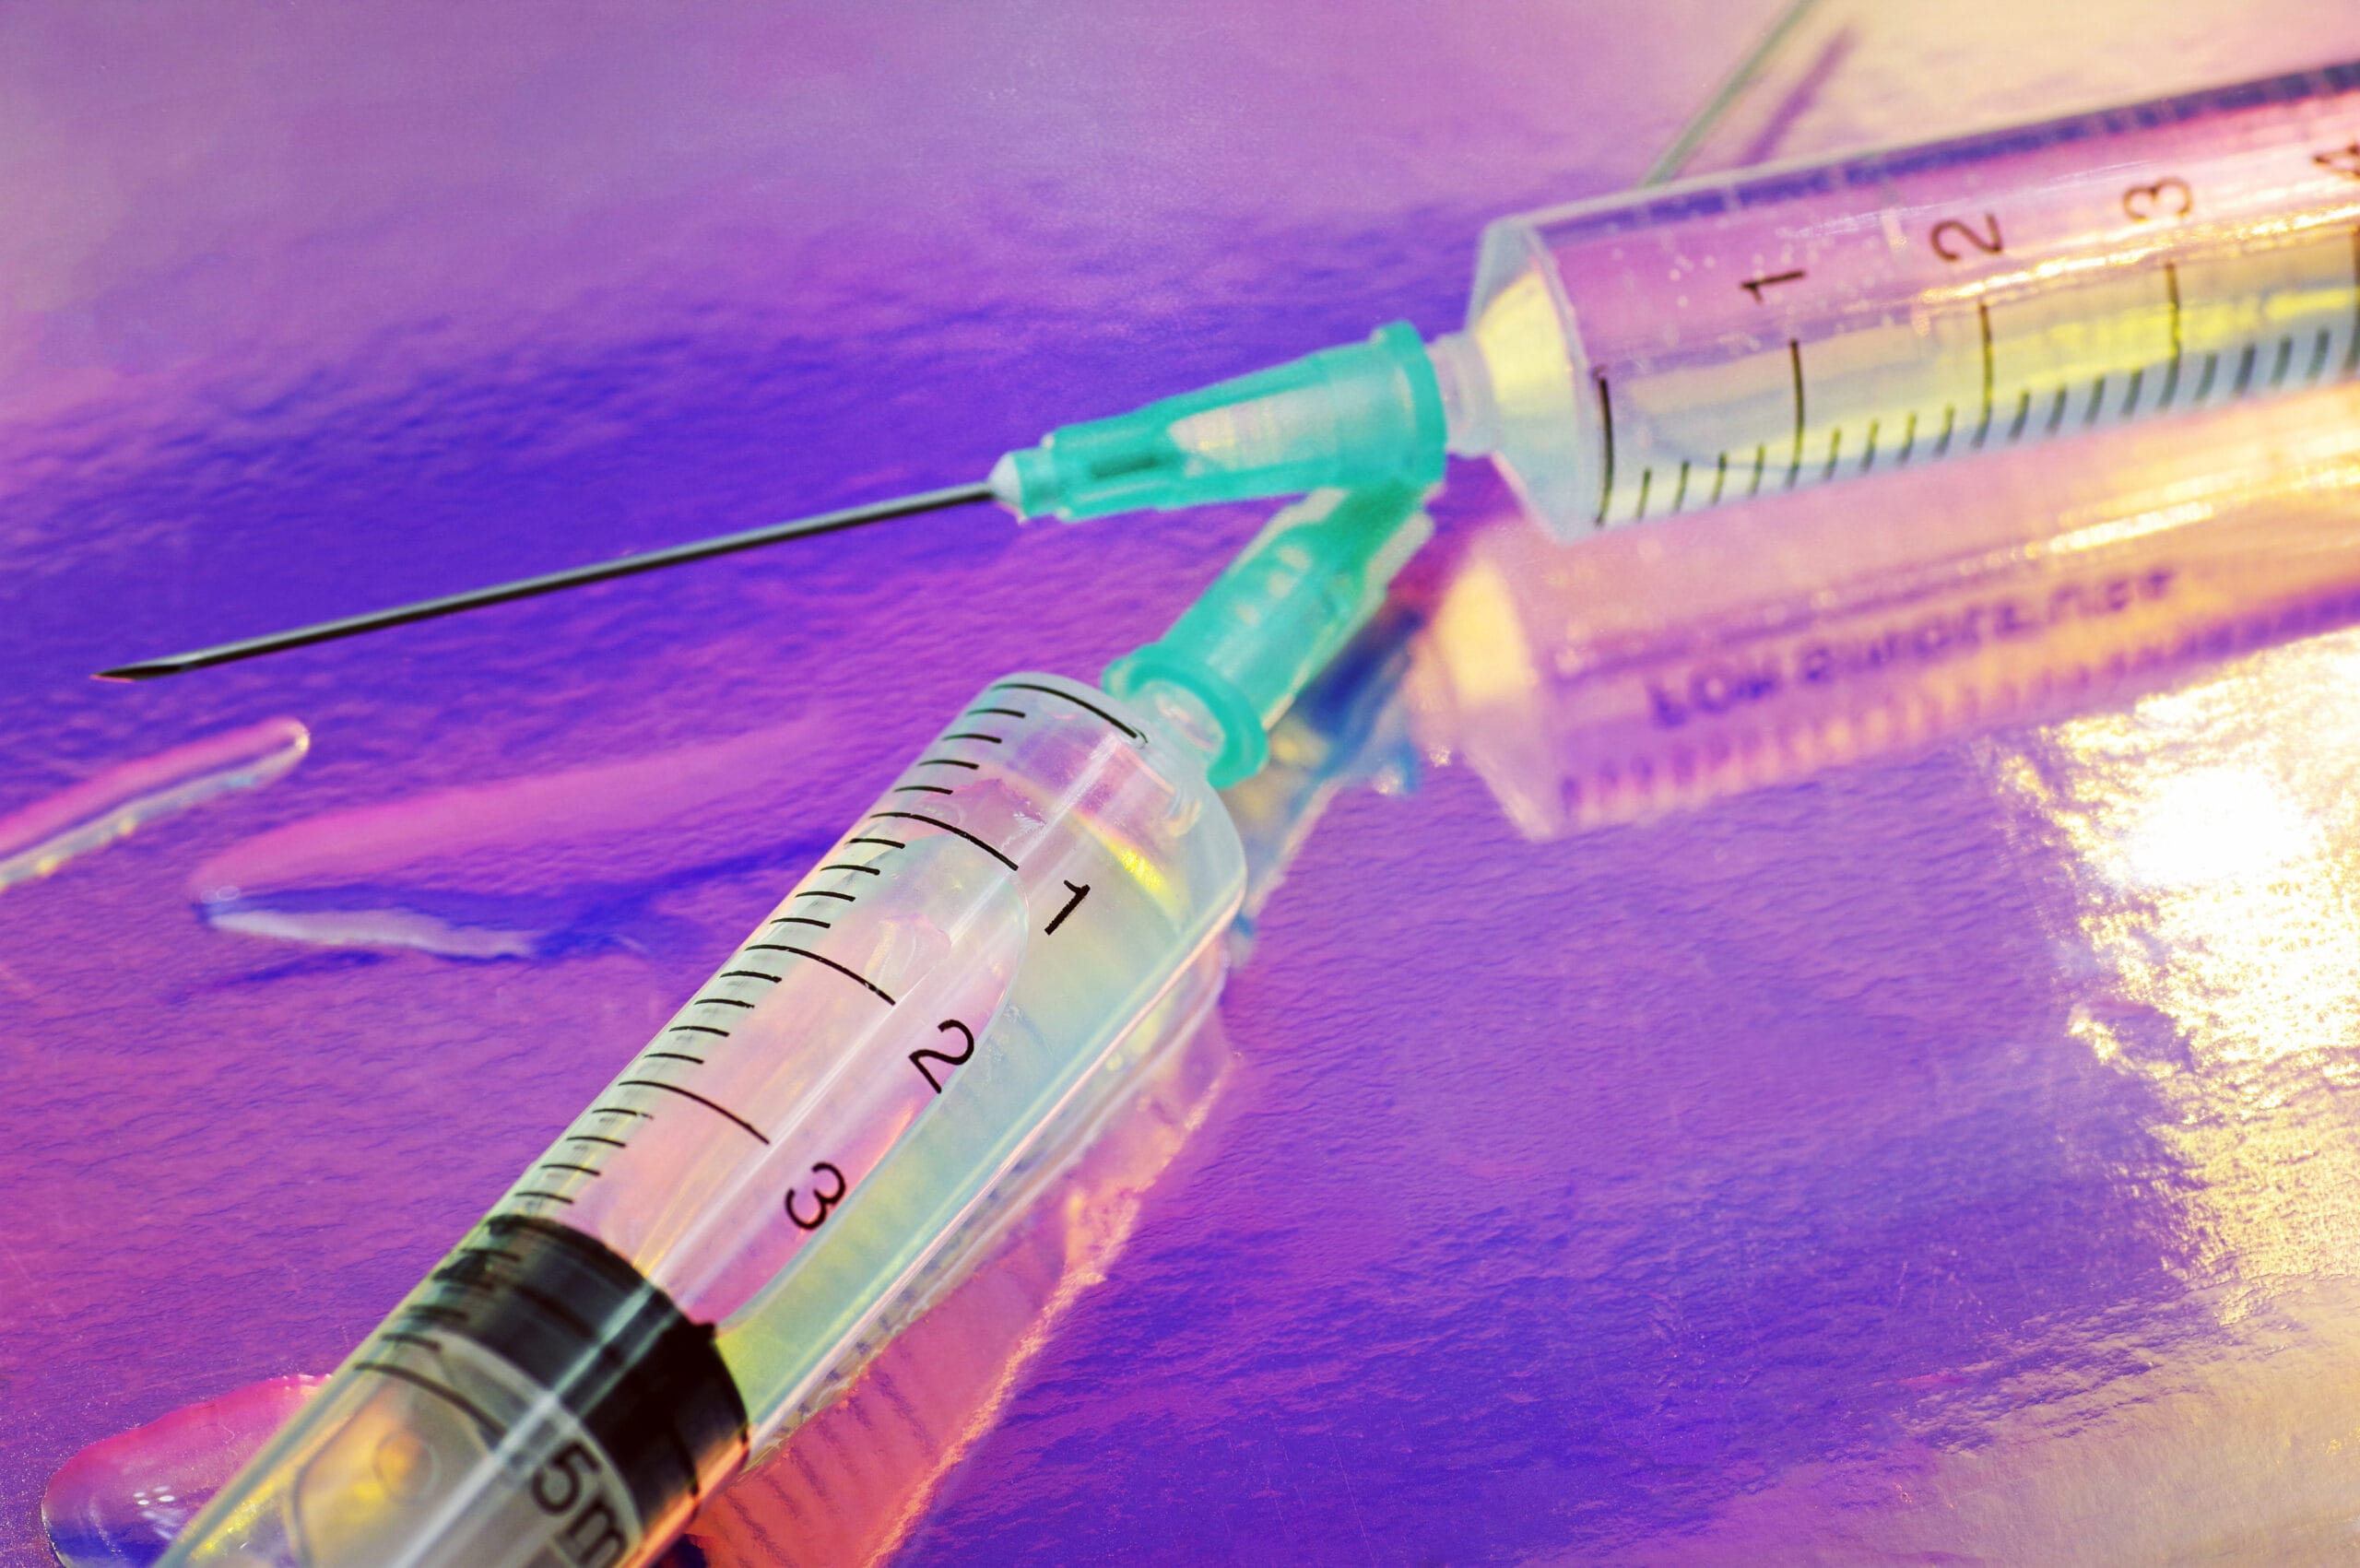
[991,323,1447,522]
[1103,484,1433,787]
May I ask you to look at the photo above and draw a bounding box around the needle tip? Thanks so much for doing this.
[93,662,174,682]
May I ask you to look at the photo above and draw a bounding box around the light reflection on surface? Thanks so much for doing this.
[1997,633,2360,1294]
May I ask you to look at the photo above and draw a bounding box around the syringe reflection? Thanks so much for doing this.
[1408,376,2360,838]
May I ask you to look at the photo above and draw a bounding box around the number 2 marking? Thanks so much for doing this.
[909,1019,977,1094]
[1930,214,2004,262]
[2122,177,2192,221]
[2319,143,2360,181]
[785,1161,847,1230]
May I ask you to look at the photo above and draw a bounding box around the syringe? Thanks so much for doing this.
[99,58,2360,681]
[148,485,1431,1568]
[993,59,2360,535]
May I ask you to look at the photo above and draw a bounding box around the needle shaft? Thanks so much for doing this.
[96,481,997,680]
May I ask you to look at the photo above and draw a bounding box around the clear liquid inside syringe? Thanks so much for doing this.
[1449,63,2360,532]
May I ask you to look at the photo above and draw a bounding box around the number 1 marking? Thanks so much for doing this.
[1044,879,1090,935]
[1740,269,1805,301]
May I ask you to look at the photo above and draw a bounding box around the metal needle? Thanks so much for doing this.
[96,481,996,680]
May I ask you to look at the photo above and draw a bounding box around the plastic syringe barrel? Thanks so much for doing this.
[150,484,1434,1568]
[996,60,2360,541]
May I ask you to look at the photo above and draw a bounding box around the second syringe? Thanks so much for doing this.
[995,61,2360,538]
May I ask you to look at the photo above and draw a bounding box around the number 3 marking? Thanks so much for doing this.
[2122,177,2192,221]
[785,1161,847,1231]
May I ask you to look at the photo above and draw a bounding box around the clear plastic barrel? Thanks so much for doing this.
[1440,62,2360,538]
[155,674,1246,1568]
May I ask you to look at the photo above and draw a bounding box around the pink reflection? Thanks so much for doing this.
[0,716,305,892]
[189,717,838,957]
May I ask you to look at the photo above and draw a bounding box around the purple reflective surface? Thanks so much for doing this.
[10,4,2360,1565]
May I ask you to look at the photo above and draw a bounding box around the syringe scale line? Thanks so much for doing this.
[1592,372,1616,526]
[912,758,982,771]
[767,916,832,931]
[1820,430,1842,482]
[891,784,955,796]
[1897,412,1920,465]
[2085,376,2108,427]
[795,890,856,902]
[643,1054,704,1067]
[867,810,1020,871]
[1710,453,1730,504]
[510,1190,575,1205]
[589,1107,649,1120]
[753,947,897,1006]
[667,1025,731,1037]
[1748,445,1767,497]
[1858,421,1880,474]
[617,1079,770,1145]
[2122,367,2147,416]
[720,969,783,983]
[816,862,886,874]
[1933,407,1958,460]
[564,1136,628,1149]
[1785,340,1807,489]
[1672,461,1693,512]
[2272,335,2296,389]
[2160,264,2186,409]
[963,707,1027,721]
[2309,329,2333,383]
[940,733,1003,745]
[1972,304,1997,448]
[843,836,905,850]
[535,1161,607,1177]
[375,1331,444,1354]
[1633,469,1653,521]
[2233,342,2260,397]
[354,1362,502,1440]
[2006,390,2034,443]
[2044,388,2070,437]
[2345,223,2360,375]
[986,681,1143,741]
[2194,353,2221,402]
